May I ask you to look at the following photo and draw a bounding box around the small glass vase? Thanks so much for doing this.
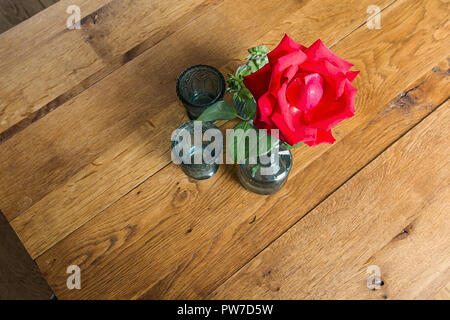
[176,65,226,120]
[171,121,222,180]
[237,143,293,195]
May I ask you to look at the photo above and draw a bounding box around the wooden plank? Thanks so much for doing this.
[0,0,59,34]
[0,0,113,137]
[33,0,450,299]
[0,0,393,220]
[0,0,222,139]
[0,210,52,299]
[211,103,450,299]
[435,283,450,300]
[0,0,110,49]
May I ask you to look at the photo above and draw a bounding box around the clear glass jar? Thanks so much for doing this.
[237,143,292,195]
[176,65,226,120]
[171,121,222,180]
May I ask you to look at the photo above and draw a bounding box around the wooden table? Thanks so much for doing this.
[0,0,448,300]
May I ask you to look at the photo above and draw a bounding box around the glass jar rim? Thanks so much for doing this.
[176,64,226,108]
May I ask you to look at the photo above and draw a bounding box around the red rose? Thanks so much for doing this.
[244,35,359,146]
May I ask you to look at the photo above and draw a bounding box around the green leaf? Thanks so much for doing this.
[247,46,269,56]
[286,142,303,149]
[227,122,279,163]
[247,60,259,73]
[197,101,237,122]
[243,98,256,120]
[227,45,269,101]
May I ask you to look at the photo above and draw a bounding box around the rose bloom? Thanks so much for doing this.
[244,34,359,146]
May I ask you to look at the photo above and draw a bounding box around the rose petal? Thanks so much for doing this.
[304,39,353,72]
[277,82,297,132]
[270,111,316,145]
[305,129,336,146]
[300,60,346,100]
[269,50,306,93]
[243,63,272,101]
[267,34,306,65]
[305,80,357,131]
[253,96,284,142]
[253,114,275,134]
[346,70,360,82]
[255,93,277,125]
[286,73,324,111]
[284,64,298,80]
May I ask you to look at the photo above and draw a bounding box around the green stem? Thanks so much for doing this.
[236,114,247,121]
[251,163,260,178]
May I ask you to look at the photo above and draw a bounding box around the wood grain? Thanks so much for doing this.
[211,103,450,299]
[0,210,52,299]
[0,0,59,34]
[0,0,224,220]
[0,0,222,139]
[0,0,393,220]
[435,283,450,300]
[33,0,449,299]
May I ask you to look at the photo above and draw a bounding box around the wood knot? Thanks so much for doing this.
[263,270,272,278]
[395,224,412,240]
[171,187,189,208]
